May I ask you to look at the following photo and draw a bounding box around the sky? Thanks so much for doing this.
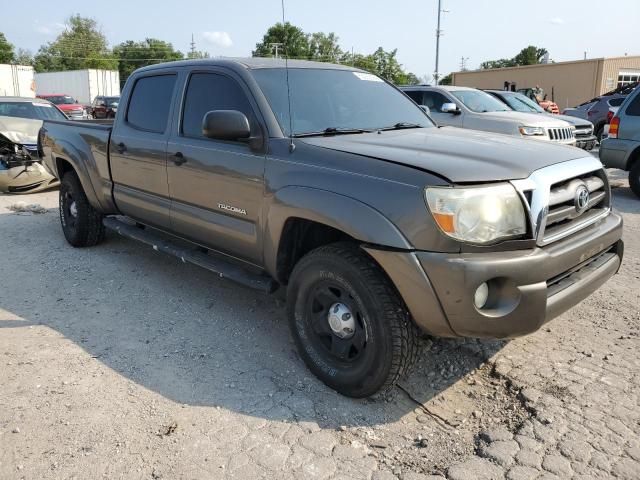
[3,0,639,80]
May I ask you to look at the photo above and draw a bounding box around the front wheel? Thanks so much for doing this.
[59,171,105,247]
[287,243,420,398]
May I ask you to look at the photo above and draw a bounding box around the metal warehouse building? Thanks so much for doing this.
[451,55,640,109]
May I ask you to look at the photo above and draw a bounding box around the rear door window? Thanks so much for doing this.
[126,74,177,133]
[404,91,424,104]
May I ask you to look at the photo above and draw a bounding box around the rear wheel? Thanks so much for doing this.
[629,160,640,199]
[59,171,105,247]
[287,243,420,398]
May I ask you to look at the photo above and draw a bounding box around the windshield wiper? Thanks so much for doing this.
[378,122,424,131]
[292,127,372,138]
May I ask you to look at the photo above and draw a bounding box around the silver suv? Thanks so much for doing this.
[402,86,576,146]
[600,87,640,198]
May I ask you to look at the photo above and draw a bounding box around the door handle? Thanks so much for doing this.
[115,142,127,154]
[172,151,187,166]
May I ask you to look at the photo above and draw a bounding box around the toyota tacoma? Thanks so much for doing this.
[40,59,624,397]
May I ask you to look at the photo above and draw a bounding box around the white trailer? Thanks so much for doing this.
[0,64,36,98]
[34,69,120,105]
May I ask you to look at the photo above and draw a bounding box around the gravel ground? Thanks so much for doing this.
[0,168,638,480]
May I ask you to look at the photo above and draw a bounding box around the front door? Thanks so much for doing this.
[167,70,266,265]
[110,73,179,230]
[423,90,464,128]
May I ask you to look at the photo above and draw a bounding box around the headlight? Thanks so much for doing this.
[425,184,527,244]
[519,126,545,136]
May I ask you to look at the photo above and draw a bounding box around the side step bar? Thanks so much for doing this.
[103,217,278,293]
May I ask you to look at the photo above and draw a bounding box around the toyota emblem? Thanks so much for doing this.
[574,184,590,213]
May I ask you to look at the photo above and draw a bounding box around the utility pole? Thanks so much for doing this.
[269,43,284,59]
[434,0,449,85]
[460,56,469,71]
[190,33,196,58]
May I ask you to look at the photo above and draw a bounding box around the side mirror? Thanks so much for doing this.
[441,102,460,114]
[419,105,431,115]
[202,110,251,141]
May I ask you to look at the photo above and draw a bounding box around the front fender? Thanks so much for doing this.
[263,186,412,277]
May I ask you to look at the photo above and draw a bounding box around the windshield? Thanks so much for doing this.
[252,68,432,136]
[500,92,545,113]
[0,101,68,121]
[45,95,77,105]
[450,90,512,113]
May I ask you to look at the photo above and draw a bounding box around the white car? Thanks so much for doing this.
[402,86,577,146]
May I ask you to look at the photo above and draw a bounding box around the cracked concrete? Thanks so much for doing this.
[0,168,638,479]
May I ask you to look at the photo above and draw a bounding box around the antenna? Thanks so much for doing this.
[281,0,295,152]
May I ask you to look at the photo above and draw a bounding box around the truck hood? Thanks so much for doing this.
[474,110,571,127]
[0,115,42,145]
[300,127,588,183]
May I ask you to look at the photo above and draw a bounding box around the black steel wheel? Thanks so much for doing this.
[59,171,105,247]
[287,243,420,398]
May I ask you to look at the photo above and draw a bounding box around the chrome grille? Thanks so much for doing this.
[542,172,609,244]
[547,127,575,142]
[511,157,612,247]
[574,125,593,138]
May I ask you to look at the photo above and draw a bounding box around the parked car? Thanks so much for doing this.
[41,59,623,397]
[563,93,634,142]
[401,86,576,145]
[90,95,120,119]
[486,90,596,150]
[37,94,88,120]
[0,97,65,193]
[600,87,640,198]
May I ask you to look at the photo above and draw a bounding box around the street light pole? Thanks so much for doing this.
[434,0,442,85]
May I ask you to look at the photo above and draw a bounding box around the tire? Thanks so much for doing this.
[630,160,640,199]
[287,242,420,398]
[59,171,105,247]
[595,122,606,143]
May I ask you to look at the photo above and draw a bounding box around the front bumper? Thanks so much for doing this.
[575,134,597,150]
[366,212,623,339]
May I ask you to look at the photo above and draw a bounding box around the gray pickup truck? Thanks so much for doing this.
[41,59,623,397]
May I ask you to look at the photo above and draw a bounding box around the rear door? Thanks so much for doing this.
[110,72,179,230]
[166,68,266,264]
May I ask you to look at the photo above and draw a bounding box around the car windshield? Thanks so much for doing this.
[450,90,512,113]
[0,101,68,121]
[46,95,77,105]
[104,97,119,106]
[252,68,433,136]
[500,93,545,113]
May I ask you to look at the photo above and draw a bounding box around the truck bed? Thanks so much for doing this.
[41,119,115,212]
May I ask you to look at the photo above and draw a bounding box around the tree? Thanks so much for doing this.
[308,32,342,62]
[480,45,548,70]
[439,73,453,85]
[33,15,117,72]
[14,48,34,66]
[0,32,15,63]
[114,39,183,83]
[253,22,309,59]
[513,46,548,66]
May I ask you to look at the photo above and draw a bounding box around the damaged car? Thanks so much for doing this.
[0,97,65,193]
[0,117,58,194]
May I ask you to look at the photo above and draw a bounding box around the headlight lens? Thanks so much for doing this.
[519,126,545,136]
[425,184,527,244]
